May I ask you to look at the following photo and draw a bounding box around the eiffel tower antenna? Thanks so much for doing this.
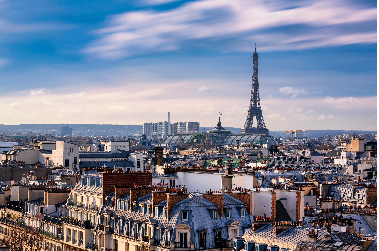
[242,45,269,135]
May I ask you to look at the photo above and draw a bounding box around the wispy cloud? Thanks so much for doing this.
[85,0,376,58]
[0,19,74,34]
[279,86,307,98]
[197,86,211,92]
[0,83,375,130]
[30,88,49,96]
[143,0,180,6]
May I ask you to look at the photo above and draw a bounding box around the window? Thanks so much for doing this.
[155,207,159,217]
[163,208,167,218]
[64,159,69,167]
[74,157,77,165]
[212,210,218,220]
[241,208,246,218]
[226,209,231,218]
[199,232,206,248]
[182,211,188,221]
[137,160,141,169]
[170,179,175,187]
[179,232,188,248]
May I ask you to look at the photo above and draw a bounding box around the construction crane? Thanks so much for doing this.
[285,130,315,144]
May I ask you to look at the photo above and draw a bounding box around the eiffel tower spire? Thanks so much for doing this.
[242,45,269,135]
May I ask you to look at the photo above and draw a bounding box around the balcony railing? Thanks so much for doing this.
[160,241,170,248]
[174,242,194,250]
[86,242,98,250]
[142,235,150,242]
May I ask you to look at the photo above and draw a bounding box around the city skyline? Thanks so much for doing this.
[0,0,376,131]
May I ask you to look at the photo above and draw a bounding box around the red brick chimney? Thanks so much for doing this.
[167,193,189,219]
[130,187,155,202]
[115,186,130,209]
[226,191,252,215]
[271,191,276,220]
[203,192,224,219]
[152,191,168,211]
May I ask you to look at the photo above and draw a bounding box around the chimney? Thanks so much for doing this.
[130,187,154,203]
[167,192,189,219]
[115,186,130,209]
[152,191,168,215]
[155,147,164,166]
[226,191,252,215]
[203,192,224,218]
[271,191,277,220]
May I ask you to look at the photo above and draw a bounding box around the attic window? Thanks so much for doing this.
[163,208,167,218]
[226,209,231,218]
[182,211,188,221]
[212,210,218,220]
[241,208,246,218]
[155,207,159,217]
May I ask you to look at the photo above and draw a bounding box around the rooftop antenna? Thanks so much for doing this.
[255,43,256,53]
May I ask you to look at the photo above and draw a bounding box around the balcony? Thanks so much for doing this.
[142,235,150,243]
[174,242,194,250]
[63,218,94,229]
[86,242,98,250]
[160,241,171,248]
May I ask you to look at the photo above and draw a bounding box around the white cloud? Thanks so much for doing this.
[30,88,48,96]
[0,81,375,131]
[323,96,365,109]
[143,0,180,5]
[85,0,377,58]
[267,113,287,121]
[317,114,325,120]
[279,86,307,98]
[197,86,211,92]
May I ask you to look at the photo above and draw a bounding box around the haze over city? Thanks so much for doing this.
[0,0,376,131]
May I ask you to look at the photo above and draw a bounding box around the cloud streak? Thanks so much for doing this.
[85,0,377,58]
[279,86,307,98]
[0,83,375,130]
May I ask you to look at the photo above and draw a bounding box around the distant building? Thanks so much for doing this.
[144,120,200,139]
[61,125,72,136]
[186,122,199,133]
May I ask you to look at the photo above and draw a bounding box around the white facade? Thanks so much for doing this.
[51,141,79,170]
[177,122,187,134]
[129,152,144,172]
[177,172,222,192]
[6,148,39,165]
[232,174,258,190]
[103,141,130,153]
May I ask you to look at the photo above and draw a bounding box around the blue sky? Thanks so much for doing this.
[0,0,376,130]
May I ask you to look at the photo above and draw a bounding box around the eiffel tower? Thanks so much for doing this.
[242,44,269,135]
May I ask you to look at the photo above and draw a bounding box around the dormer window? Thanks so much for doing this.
[212,210,218,220]
[163,208,167,218]
[155,207,159,217]
[182,211,188,221]
[226,209,231,218]
[241,208,246,218]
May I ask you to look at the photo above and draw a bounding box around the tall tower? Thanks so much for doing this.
[242,45,269,135]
